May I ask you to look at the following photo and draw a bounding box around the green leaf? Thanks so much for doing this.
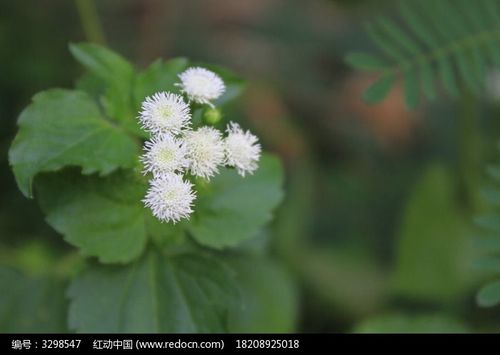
[399,1,438,47]
[0,267,67,332]
[70,42,134,84]
[475,145,500,307]
[433,0,466,39]
[392,164,477,302]
[403,69,419,108]
[344,52,387,71]
[133,58,189,111]
[353,313,468,333]
[438,55,459,97]
[456,54,480,94]
[377,17,420,55]
[8,89,139,198]
[460,0,486,30]
[35,170,156,264]
[188,154,284,249]
[477,280,500,307]
[475,214,500,232]
[295,247,387,317]
[366,23,405,62]
[420,62,437,100]
[480,186,500,205]
[474,256,500,272]
[227,258,298,333]
[347,0,500,107]
[363,74,395,104]
[69,43,139,136]
[485,0,500,24]
[67,250,238,332]
[470,46,486,87]
[486,164,500,180]
[75,72,105,100]
[475,235,500,253]
[486,38,500,67]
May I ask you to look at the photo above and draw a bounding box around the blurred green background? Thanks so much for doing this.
[3,0,500,333]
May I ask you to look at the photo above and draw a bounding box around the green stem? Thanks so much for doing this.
[74,0,106,44]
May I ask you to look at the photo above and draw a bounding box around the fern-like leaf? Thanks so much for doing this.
[345,0,500,108]
[474,157,500,307]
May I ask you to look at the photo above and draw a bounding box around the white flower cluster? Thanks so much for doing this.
[139,67,261,223]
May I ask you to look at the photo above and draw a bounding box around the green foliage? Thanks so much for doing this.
[353,313,468,333]
[227,258,298,333]
[362,74,395,104]
[67,250,237,332]
[7,42,288,332]
[188,155,284,249]
[0,267,67,332]
[392,164,477,302]
[36,170,150,264]
[8,89,139,198]
[475,157,500,307]
[345,0,500,108]
[477,280,500,307]
[34,156,282,261]
[296,247,388,318]
[69,43,137,134]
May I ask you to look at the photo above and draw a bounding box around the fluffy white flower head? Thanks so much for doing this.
[143,174,195,223]
[141,134,188,175]
[178,67,225,106]
[184,126,225,179]
[139,92,191,135]
[224,122,261,177]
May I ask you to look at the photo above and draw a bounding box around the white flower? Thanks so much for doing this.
[224,122,261,177]
[177,67,225,106]
[184,126,225,179]
[139,92,191,135]
[141,134,188,175]
[143,173,196,223]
